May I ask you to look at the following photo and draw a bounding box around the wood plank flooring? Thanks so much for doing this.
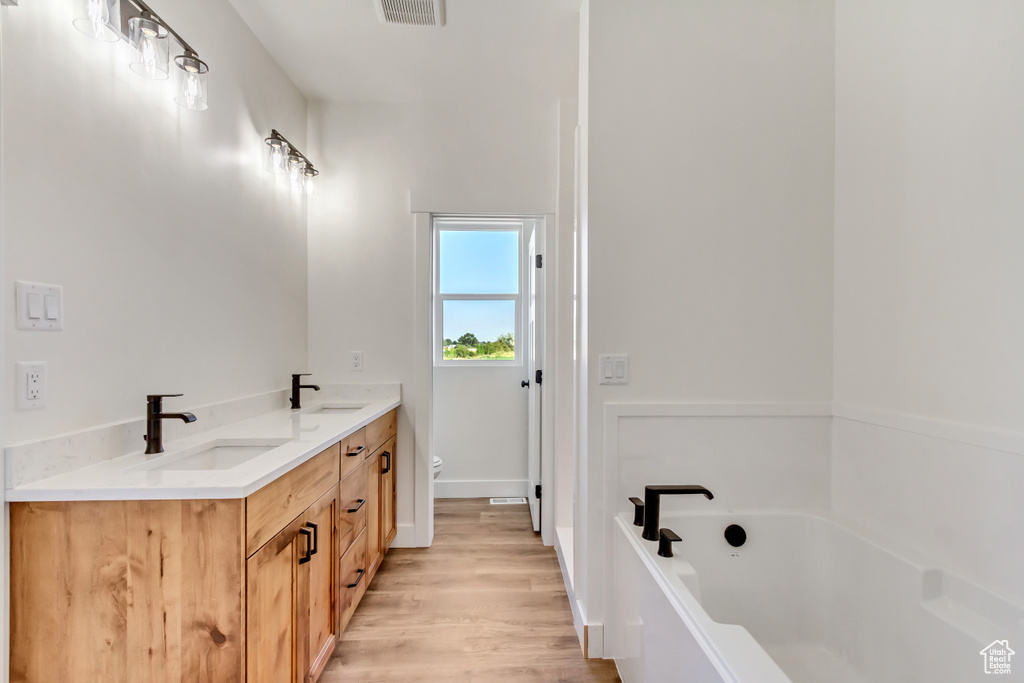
[322,498,621,682]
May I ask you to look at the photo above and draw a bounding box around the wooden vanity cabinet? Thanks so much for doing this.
[245,485,338,683]
[9,408,399,683]
[380,435,397,553]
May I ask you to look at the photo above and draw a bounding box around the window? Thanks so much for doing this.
[434,219,523,365]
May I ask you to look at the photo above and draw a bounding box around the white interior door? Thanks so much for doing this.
[527,222,543,531]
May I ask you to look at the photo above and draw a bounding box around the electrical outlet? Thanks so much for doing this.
[16,361,47,410]
[350,351,363,371]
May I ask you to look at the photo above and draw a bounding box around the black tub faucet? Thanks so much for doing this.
[290,374,321,410]
[144,394,197,454]
[642,485,714,541]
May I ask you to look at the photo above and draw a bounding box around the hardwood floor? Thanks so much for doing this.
[322,498,621,682]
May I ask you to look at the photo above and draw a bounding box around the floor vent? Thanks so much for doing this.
[489,497,527,505]
[374,0,446,27]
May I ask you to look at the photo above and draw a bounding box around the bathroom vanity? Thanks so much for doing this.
[7,399,399,683]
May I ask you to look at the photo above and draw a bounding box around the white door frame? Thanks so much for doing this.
[412,211,556,546]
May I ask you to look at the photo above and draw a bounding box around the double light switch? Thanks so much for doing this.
[16,281,63,330]
[599,354,629,385]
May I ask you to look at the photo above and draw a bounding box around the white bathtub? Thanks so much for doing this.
[612,511,1024,682]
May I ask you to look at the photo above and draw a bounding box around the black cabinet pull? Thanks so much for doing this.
[346,568,366,589]
[521,380,530,388]
[306,521,318,556]
[347,498,366,513]
[382,451,391,474]
[298,527,313,565]
[346,445,366,457]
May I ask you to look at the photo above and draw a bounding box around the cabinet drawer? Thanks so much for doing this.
[246,445,340,557]
[338,459,369,554]
[339,427,368,479]
[366,409,397,455]
[339,526,368,632]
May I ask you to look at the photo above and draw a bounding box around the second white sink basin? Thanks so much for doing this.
[139,438,291,472]
[304,403,370,415]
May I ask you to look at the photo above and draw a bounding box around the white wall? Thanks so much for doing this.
[833,0,1024,603]
[580,0,836,648]
[307,99,561,541]
[433,366,528,498]
[2,0,309,446]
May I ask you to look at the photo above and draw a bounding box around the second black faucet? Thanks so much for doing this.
[290,373,321,410]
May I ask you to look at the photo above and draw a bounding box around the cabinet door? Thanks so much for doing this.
[247,518,304,683]
[365,451,382,578]
[302,486,338,683]
[380,436,397,553]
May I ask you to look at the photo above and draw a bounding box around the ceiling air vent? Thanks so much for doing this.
[374,0,446,27]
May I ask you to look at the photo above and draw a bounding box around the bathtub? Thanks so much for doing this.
[611,511,1024,682]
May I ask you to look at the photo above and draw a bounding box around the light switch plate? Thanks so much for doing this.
[598,354,629,385]
[16,361,47,410]
[16,281,63,330]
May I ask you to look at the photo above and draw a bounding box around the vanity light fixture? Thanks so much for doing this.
[264,130,319,196]
[73,0,121,41]
[74,0,210,110]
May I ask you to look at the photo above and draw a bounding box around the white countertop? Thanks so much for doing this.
[6,396,400,502]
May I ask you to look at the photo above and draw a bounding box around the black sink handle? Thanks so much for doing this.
[629,497,645,527]
[658,528,681,558]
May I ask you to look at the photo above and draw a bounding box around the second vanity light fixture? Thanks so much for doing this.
[73,0,209,111]
[265,130,319,196]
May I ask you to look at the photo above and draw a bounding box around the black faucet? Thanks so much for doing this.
[290,374,321,410]
[144,394,197,454]
[642,485,714,541]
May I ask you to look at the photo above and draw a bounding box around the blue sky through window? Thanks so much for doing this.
[442,300,516,344]
[439,230,519,294]
[439,229,519,345]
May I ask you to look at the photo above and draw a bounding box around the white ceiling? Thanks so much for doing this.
[227,0,581,103]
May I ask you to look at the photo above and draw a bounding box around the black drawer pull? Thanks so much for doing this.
[347,498,366,513]
[382,450,391,474]
[298,527,313,565]
[346,445,366,457]
[346,568,365,589]
[306,521,318,556]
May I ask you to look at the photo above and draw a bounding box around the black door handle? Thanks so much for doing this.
[298,527,313,564]
[382,451,391,474]
[306,521,318,556]
[347,498,366,513]
[347,568,366,589]
[521,380,530,388]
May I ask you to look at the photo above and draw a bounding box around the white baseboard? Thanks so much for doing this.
[390,523,420,548]
[433,479,527,498]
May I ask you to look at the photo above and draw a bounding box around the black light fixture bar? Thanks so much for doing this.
[118,0,196,54]
[268,129,316,171]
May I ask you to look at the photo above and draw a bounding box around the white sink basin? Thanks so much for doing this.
[138,438,291,472]
[304,402,370,415]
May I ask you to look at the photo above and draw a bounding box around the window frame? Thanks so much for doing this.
[433,217,526,367]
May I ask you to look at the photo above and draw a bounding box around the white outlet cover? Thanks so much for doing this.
[16,281,63,331]
[351,351,364,371]
[16,361,47,410]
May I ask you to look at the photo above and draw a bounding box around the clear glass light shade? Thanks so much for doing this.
[303,168,319,197]
[174,54,209,111]
[73,0,121,42]
[264,138,289,174]
[288,155,306,184]
[128,15,169,80]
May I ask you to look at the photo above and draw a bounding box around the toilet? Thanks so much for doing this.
[433,455,443,480]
